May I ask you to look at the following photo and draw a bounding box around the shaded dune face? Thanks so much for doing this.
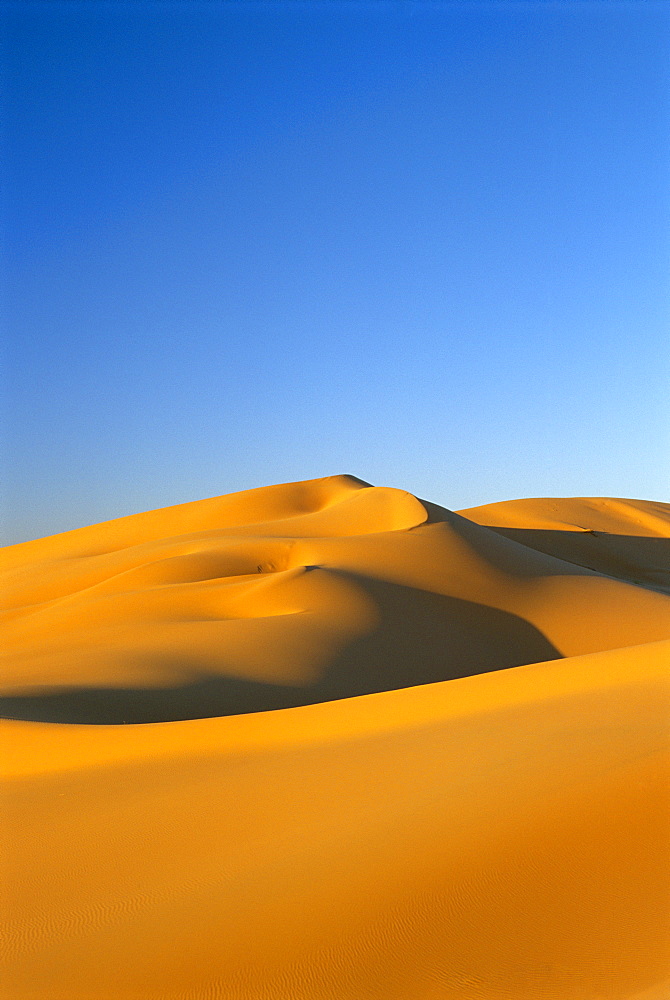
[2,477,670,1000]
[2,477,669,723]
[459,496,670,595]
[0,586,560,724]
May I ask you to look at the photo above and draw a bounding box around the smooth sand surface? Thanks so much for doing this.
[2,475,669,998]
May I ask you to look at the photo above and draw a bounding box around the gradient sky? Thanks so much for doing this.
[4,0,669,544]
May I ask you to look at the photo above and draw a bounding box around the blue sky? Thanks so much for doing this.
[4,0,669,543]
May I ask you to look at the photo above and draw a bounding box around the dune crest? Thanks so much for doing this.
[2,477,669,999]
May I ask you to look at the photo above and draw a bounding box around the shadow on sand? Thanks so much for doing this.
[1,576,562,724]
[479,528,670,596]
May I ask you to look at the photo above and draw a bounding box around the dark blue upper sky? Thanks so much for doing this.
[4,0,669,543]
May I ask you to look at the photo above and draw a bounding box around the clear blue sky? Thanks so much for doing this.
[3,0,669,544]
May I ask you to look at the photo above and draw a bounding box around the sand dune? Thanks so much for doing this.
[2,475,669,998]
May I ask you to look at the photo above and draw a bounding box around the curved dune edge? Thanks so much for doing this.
[1,637,668,779]
[2,478,670,999]
[2,639,669,999]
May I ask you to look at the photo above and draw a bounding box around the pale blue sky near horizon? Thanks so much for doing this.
[3,0,669,544]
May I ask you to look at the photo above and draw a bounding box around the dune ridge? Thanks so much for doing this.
[2,476,669,999]
[2,476,669,721]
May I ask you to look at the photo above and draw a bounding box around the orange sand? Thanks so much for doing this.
[2,475,669,999]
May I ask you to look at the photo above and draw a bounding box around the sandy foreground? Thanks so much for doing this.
[1,474,669,999]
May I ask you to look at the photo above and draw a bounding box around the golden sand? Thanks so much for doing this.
[2,476,669,998]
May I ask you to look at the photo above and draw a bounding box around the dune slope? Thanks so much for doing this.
[2,476,669,999]
[2,476,669,723]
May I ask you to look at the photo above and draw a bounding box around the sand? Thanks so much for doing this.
[2,475,669,999]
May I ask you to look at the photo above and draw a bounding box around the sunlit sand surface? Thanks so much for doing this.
[2,475,669,998]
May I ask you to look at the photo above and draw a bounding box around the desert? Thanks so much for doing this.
[2,474,669,999]
[6,2,669,997]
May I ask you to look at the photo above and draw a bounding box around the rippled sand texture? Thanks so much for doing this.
[2,475,669,999]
